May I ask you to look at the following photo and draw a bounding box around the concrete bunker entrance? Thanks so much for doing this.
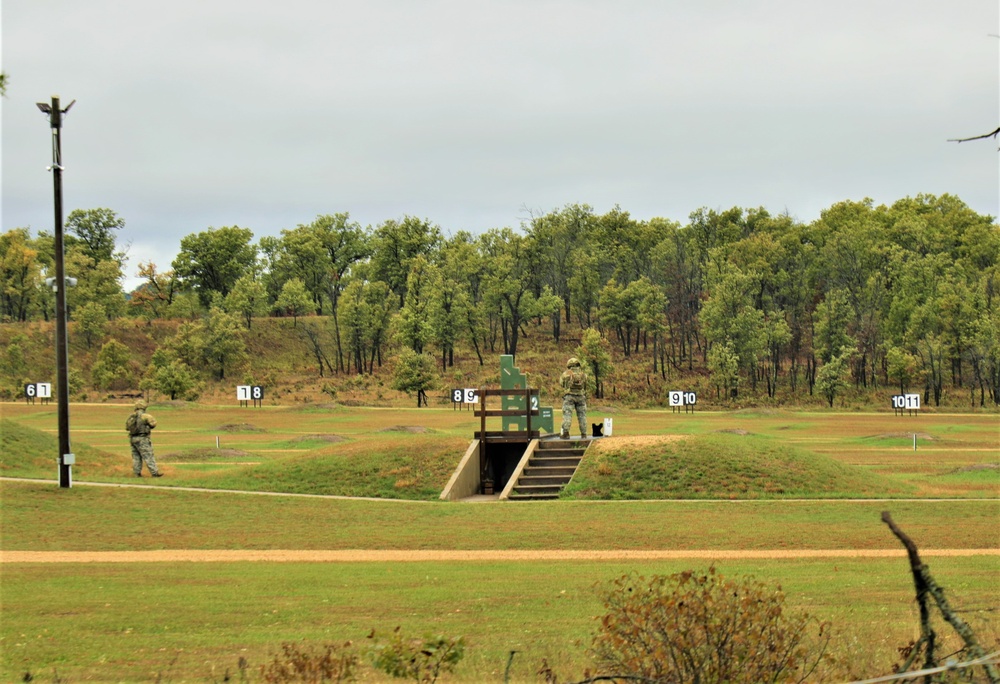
[483,441,529,492]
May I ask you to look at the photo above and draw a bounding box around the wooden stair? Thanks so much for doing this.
[507,438,588,501]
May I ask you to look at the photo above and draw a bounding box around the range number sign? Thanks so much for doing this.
[891,393,920,414]
[237,385,265,406]
[24,382,52,403]
[451,388,479,404]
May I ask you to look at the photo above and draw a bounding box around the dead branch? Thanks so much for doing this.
[881,511,937,679]
[882,511,1000,684]
[948,126,1000,143]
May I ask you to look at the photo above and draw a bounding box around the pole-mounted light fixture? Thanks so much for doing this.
[36,95,75,488]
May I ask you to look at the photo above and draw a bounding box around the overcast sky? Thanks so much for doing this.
[2,1,998,290]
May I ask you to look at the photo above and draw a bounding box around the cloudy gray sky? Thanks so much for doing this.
[3,1,998,290]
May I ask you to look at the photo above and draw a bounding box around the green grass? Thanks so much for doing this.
[4,404,997,499]
[0,419,122,478]
[173,435,468,500]
[3,480,998,552]
[4,557,998,683]
[563,433,913,499]
[2,403,997,680]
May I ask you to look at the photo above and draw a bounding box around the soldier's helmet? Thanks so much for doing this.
[567,357,580,368]
[134,399,148,410]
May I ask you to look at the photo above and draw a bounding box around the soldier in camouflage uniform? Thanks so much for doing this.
[126,399,161,477]
[560,357,588,439]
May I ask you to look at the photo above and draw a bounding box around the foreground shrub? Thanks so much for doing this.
[592,568,830,684]
[260,641,358,683]
[369,627,465,683]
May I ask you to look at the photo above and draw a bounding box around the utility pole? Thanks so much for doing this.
[37,95,76,488]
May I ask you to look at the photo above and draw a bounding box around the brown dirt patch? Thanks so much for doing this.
[947,463,1000,474]
[161,448,253,461]
[378,426,434,434]
[294,434,346,443]
[715,429,752,436]
[590,435,686,452]
[216,423,266,433]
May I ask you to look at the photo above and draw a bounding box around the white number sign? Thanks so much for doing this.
[892,394,921,411]
[237,385,251,401]
[669,391,697,406]
[452,388,479,403]
[24,383,52,399]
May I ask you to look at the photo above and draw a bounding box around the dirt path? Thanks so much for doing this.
[3,549,996,563]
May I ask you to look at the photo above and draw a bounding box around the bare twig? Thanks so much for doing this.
[948,126,1000,143]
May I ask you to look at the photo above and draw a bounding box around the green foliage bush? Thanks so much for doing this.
[369,627,465,683]
[592,568,831,684]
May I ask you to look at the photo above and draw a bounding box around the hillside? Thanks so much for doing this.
[1,314,993,411]
[563,433,912,500]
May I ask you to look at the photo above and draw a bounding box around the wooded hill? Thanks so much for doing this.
[1,194,997,408]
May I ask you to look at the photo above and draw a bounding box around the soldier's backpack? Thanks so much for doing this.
[125,412,143,436]
[569,368,586,393]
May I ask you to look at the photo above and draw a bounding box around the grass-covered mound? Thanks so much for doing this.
[562,433,912,499]
[176,435,467,500]
[0,419,125,479]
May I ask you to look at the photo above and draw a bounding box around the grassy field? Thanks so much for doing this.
[2,402,998,499]
[4,556,998,683]
[1,402,998,682]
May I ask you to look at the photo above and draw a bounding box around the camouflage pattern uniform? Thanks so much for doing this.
[127,399,161,477]
[560,357,588,438]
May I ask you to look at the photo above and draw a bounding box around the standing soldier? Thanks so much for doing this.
[560,357,588,439]
[126,399,162,477]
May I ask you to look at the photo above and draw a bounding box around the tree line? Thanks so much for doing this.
[1,193,998,406]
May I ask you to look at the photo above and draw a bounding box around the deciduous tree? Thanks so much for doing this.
[225,274,268,329]
[274,278,312,327]
[91,338,134,390]
[391,348,439,407]
[172,226,257,305]
[65,208,126,266]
